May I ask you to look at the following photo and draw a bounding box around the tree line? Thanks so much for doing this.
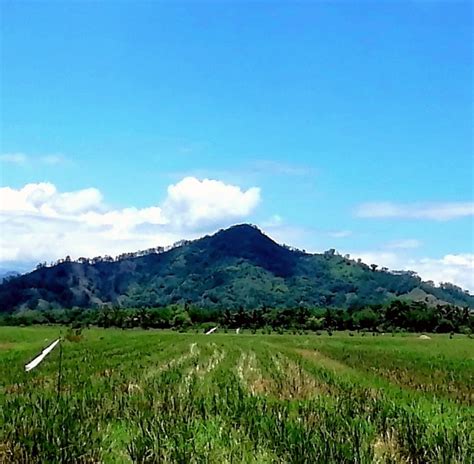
[33,240,194,270]
[1,300,472,334]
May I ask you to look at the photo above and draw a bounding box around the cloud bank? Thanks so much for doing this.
[348,251,474,292]
[355,202,474,221]
[1,152,70,167]
[0,153,29,165]
[0,178,261,265]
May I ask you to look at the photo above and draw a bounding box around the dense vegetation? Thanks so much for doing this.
[1,328,472,463]
[1,225,473,313]
[1,299,473,335]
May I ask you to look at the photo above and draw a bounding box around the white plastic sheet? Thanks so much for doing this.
[25,338,61,372]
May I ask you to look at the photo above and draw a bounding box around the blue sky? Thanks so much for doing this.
[1,1,473,289]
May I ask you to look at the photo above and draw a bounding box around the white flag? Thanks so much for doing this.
[25,338,61,372]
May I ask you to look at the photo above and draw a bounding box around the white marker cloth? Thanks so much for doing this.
[25,338,61,372]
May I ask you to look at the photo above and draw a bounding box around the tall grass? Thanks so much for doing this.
[0,328,472,463]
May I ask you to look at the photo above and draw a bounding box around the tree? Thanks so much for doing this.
[172,308,191,329]
[353,308,379,331]
[385,300,410,329]
[97,305,114,328]
[436,318,455,333]
[324,308,335,329]
[306,316,324,331]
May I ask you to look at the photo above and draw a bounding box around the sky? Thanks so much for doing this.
[0,1,473,290]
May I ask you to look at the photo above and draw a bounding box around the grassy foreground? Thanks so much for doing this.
[0,327,473,463]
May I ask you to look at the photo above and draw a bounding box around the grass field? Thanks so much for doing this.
[1,327,473,463]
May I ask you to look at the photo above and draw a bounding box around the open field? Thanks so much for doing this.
[1,328,473,463]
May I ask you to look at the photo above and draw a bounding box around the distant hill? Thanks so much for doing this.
[0,224,472,312]
[0,271,20,284]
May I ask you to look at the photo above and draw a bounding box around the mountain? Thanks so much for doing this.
[0,224,472,312]
[0,271,20,283]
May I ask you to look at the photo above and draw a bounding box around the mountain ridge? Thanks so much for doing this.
[1,224,472,312]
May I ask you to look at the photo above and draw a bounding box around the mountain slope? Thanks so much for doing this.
[0,224,472,312]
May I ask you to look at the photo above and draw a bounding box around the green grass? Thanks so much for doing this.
[1,327,473,463]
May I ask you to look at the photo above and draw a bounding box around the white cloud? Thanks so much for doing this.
[0,153,28,165]
[0,178,260,266]
[163,177,260,230]
[386,239,422,249]
[0,153,70,167]
[0,183,103,215]
[355,202,474,221]
[408,254,474,291]
[347,250,474,292]
[40,154,68,166]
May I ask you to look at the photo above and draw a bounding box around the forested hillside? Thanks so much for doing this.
[0,224,472,312]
